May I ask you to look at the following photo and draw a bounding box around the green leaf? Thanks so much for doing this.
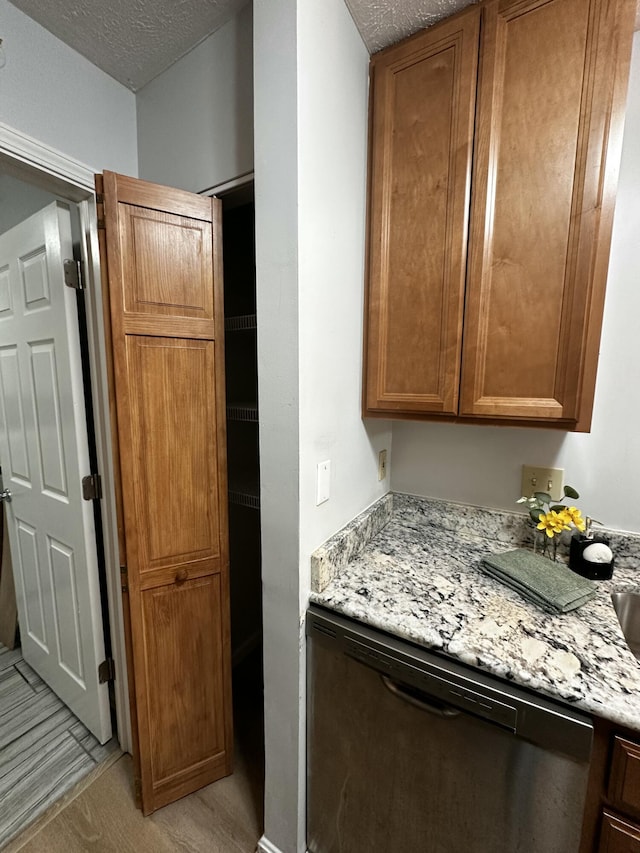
[563,485,579,499]
[551,504,566,513]
[533,492,551,503]
[529,508,544,523]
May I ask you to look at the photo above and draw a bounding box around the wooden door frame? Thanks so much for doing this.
[0,120,132,753]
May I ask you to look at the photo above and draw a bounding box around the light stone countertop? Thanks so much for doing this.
[310,493,640,731]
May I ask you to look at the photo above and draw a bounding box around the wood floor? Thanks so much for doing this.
[0,644,118,849]
[6,651,265,853]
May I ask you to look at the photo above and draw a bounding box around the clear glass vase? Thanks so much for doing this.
[533,531,558,561]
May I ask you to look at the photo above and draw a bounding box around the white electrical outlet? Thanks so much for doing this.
[521,465,564,502]
[378,449,387,481]
[316,460,331,505]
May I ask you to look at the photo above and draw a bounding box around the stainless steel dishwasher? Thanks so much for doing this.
[307,606,593,853]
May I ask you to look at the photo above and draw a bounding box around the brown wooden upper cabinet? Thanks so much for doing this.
[363,0,636,431]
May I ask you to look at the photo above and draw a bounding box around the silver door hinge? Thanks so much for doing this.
[82,473,102,501]
[98,658,116,683]
[63,259,85,291]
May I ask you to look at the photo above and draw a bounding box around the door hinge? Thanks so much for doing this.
[133,777,142,806]
[98,658,116,683]
[82,473,102,501]
[120,565,128,593]
[95,192,106,229]
[63,258,86,291]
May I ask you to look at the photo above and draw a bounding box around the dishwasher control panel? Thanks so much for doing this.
[344,635,518,730]
[307,605,593,764]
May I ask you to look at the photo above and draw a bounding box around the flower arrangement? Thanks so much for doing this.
[517,485,586,559]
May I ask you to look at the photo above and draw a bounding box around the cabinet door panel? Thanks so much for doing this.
[599,811,640,852]
[609,737,640,819]
[460,0,634,426]
[125,336,221,582]
[364,6,480,414]
[98,172,232,814]
[141,575,228,809]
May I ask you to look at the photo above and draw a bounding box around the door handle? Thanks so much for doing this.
[0,488,11,503]
[381,675,461,718]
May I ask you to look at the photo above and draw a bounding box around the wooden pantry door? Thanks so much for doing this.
[96,171,232,814]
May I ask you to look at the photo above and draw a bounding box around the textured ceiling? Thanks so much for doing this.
[7,0,640,92]
[345,0,477,53]
[8,0,248,91]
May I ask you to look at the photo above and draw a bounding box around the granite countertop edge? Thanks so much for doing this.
[310,492,640,732]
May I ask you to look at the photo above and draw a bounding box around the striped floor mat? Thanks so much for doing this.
[0,644,117,848]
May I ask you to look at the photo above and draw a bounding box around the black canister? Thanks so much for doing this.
[569,533,614,580]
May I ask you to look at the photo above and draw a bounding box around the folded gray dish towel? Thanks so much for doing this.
[480,548,596,614]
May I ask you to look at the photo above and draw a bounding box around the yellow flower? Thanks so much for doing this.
[536,510,569,538]
[563,506,586,532]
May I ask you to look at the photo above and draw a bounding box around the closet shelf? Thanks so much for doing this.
[228,475,260,510]
[229,490,260,510]
[225,314,257,332]
[227,403,258,423]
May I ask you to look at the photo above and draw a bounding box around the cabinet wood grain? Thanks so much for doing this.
[363,0,635,430]
[599,811,640,852]
[579,722,640,853]
[97,172,232,814]
[364,5,480,414]
[460,0,635,428]
[609,737,640,820]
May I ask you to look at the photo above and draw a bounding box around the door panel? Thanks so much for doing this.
[364,6,480,414]
[0,202,111,743]
[142,576,226,782]
[31,340,68,495]
[126,336,220,577]
[121,206,214,320]
[0,347,30,482]
[97,171,232,814]
[460,0,631,424]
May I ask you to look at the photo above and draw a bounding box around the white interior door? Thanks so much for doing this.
[0,201,111,743]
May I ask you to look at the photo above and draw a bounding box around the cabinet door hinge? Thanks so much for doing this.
[98,658,116,683]
[82,473,102,500]
[63,258,86,291]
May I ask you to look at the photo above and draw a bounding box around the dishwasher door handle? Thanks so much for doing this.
[381,675,461,718]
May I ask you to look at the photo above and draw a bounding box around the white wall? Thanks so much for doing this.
[136,3,253,193]
[0,175,58,234]
[255,0,392,850]
[297,0,391,562]
[391,32,640,535]
[0,0,137,175]
[254,1,302,850]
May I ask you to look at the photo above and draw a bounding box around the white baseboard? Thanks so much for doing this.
[257,836,308,853]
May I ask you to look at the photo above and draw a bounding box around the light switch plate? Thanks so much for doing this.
[316,460,331,505]
[521,465,564,502]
